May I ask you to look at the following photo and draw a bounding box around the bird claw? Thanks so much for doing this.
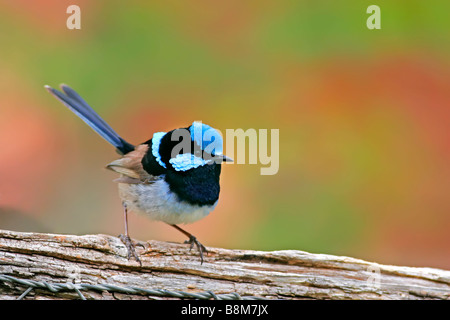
[118,234,142,266]
[184,235,208,264]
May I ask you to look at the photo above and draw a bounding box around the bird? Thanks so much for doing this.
[44,84,232,264]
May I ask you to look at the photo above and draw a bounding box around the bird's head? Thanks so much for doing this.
[188,121,232,162]
[150,121,232,173]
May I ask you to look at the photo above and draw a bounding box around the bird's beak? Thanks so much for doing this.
[210,153,233,163]
[221,155,233,162]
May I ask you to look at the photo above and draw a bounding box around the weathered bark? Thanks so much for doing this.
[0,229,449,300]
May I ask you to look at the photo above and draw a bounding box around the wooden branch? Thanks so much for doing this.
[0,229,449,300]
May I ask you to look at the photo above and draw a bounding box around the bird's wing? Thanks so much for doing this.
[106,144,158,184]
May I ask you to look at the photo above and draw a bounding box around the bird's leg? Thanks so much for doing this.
[118,202,142,265]
[169,224,208,264]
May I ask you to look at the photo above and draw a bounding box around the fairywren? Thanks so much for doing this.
[45,84,232,264]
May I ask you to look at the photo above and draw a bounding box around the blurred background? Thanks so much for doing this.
[0,0,449,269]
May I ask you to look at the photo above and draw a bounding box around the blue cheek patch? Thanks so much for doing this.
[152,132,167,168]
[169,153,211,171]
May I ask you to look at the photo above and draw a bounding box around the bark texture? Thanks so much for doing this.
[0,229,449,300]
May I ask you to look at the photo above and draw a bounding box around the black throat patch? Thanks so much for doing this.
[164,163,221,206]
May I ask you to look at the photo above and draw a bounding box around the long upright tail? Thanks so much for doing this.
[45,84,135,155]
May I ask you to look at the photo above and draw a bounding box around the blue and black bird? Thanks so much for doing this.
[45,84,232,264]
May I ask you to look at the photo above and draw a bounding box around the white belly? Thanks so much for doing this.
[118,179,217,225]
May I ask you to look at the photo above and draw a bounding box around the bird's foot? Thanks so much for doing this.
[184,235,208,264]
[118,234,142,266]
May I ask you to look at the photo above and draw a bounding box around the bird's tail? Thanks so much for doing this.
[45,84,135,155]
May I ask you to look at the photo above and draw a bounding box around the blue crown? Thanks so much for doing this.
[189,121,223,156]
